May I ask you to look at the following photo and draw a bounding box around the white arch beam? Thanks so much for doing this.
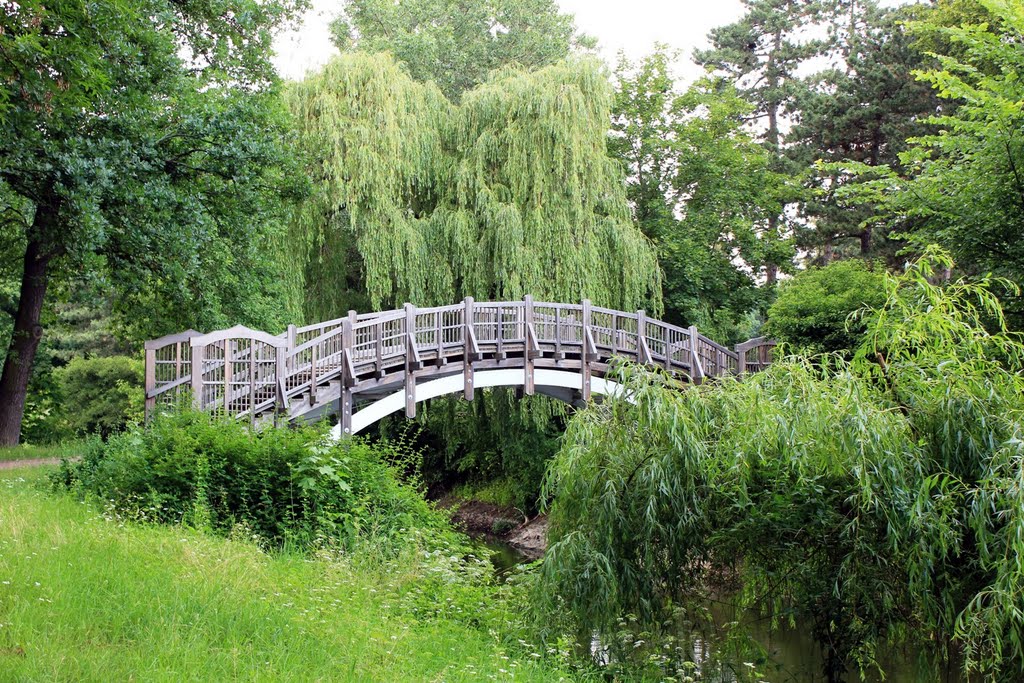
[330,368,624,438]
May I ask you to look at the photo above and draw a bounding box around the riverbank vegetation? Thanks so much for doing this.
[0,468,574,682]
[540,251,1024,681]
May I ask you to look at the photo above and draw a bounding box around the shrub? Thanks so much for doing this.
[54,355,143,438]
[765,259,886,355]
[53,410,451,551]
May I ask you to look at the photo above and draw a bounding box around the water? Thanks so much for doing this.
[481,538,963,682]
[480,538,531,581]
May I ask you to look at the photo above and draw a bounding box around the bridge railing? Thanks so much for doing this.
[144,296,775,422]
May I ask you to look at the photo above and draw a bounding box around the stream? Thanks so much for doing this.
[479,538,964,683]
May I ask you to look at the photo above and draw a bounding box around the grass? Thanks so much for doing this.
[0,467,575,682]
[0,443,82,463]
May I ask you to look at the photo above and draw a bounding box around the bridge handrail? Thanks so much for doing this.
[145,296,775,422]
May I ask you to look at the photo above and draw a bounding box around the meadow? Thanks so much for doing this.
[0,466,573,682]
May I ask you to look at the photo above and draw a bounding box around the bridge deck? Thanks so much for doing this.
[144,297,775,434]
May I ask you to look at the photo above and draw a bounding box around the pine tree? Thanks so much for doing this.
[696,0,833,282]
[789,1,940,263]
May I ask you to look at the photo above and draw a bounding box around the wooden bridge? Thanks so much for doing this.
[144,297,775,437]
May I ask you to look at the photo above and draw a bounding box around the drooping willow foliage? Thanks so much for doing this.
[538,248,1024,682]
[286,52,661,318]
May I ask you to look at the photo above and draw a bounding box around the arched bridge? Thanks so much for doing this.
[144,297,775,436]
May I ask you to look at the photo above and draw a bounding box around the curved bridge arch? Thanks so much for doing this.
[143,296,776,430]
[331,368,626,437]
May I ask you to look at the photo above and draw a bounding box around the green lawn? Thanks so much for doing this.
[0,443,81,463]
[0,468,573,682]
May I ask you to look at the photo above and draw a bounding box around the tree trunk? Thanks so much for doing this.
[860,226,872,256]
[0,213,56,446]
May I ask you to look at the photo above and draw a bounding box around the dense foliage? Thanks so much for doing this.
[0,0,306,444]
[329,0,592,100]
[610,48,792,340]
[838,0,1024,319]
[286,52,660,316]
[764,259,887,355]
[54,356,143,439]
[539,251,1024,681]
[54,411,449,552]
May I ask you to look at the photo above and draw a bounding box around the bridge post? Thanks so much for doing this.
[144,347,156,420]
[688,325,705,384]
[463,297,475,400]
[286,324,296,350]
[191,341,203,410]
[524,295,535,396]
[405,303,417,418]
[274,345,286,427]
[636,310,653,364]
[339,313,355,436]
[581,298,592,401]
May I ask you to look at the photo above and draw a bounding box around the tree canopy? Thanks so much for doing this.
[0,0,305,444]
[286,52,661,317]
[328,0,594,100]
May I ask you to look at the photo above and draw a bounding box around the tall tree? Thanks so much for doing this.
[834,0,1024,317]
[287,52,661,315]
[0,0,305,445]
[696,0,832,283]
[328,0,594,100]
[789,1,941,263]
[610,48,793,340]
[286,53,661,507]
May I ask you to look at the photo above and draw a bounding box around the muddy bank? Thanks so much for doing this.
[439,497,548,560]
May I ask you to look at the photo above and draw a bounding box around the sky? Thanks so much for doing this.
[272,0,748,83]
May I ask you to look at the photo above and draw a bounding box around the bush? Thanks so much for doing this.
[54,355,143,438]
[765,259,886,355]
[53,410,451,551]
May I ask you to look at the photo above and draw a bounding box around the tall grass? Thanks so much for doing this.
[0,468,575,682]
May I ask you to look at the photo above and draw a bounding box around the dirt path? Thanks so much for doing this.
[0,457,64,470]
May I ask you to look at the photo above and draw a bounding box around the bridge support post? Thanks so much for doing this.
[581,299,593,401]
[191,342,203,410]
[405,303,417,419]
[688,325,705,384]
[274,346,286,428]
[524,295,535,396]
[464,297,475,400]
[144,347,156,420]
[339,313,355,436]
[636,310,653,364]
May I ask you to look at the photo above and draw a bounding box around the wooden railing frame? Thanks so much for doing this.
[144,297,775,426]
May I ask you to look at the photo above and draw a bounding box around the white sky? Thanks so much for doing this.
[272,0,916,83]
[272,0,747,83]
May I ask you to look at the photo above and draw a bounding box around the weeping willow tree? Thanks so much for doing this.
[538,249,1024,681]
[286,52,660,316]
[286,53,661,507]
